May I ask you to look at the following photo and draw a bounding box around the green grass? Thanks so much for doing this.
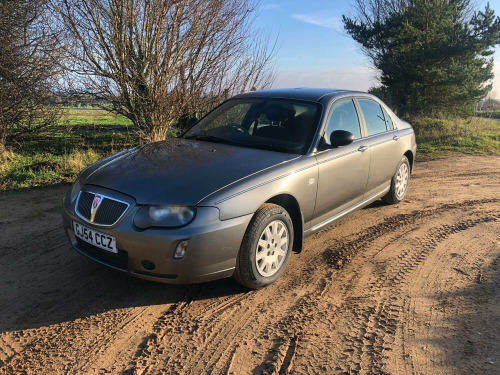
[1,148,102,189]
[1,107,138,190]
[59,107,133,127]
[411,116,500,157]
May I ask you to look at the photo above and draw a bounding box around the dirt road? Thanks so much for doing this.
[0,155,499,374]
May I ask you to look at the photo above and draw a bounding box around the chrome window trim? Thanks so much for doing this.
[321,98,363,144]
[308,92,357,154]
[75,191,131,228]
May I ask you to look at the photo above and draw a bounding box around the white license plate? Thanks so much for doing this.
[73,221,117,253]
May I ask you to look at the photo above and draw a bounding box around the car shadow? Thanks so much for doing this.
[363,199,387,209]
[0,238,246,334]
[0,188,385,335]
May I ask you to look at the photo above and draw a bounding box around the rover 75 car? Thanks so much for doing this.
[62,88,417,289]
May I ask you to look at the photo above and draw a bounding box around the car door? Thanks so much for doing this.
[311,98,370,228]
[356,98,402,198]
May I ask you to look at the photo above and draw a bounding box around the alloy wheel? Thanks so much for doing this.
[395,162,409,199]
[255,220,289,277]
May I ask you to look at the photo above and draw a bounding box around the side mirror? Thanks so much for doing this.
[187,117,198,127]
[330,130,355,147]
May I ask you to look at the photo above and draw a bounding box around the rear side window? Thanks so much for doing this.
[358,99,387,136]
[324,99,362,144]
[382,108,394,130]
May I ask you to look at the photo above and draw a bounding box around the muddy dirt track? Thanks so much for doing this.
[0,155,499,374]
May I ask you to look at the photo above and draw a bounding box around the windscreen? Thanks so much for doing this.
[184,98,322,154]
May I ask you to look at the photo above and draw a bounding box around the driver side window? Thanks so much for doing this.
[324,99,362,146]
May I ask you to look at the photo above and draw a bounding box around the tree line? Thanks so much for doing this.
[1,0,499,148]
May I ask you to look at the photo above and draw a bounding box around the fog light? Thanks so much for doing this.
[174,240,189,259]
[141,260,155,270]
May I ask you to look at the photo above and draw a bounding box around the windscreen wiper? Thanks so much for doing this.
[246,143,300,153]
[185,135,236,144]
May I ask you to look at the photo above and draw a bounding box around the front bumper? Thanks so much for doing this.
[62,188,252,284]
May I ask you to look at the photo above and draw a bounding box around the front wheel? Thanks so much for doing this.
[234,204,294,289]
[382,155,411,204]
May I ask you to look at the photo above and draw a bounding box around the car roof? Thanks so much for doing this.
[233,88,368,103]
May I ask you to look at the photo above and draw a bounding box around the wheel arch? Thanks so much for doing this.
[404,150,414,172]
[265,193,303,253]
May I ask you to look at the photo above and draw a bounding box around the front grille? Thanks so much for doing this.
[94,198,128,225]
[76,238,129,271]
[76,191,129,226]
[77,191,94,220]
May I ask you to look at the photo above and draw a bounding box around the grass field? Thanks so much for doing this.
[1,107,137,190]
[1,107,499,191]
[59,107,133,127]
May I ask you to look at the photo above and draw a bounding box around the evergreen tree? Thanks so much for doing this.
[343,1,500,116]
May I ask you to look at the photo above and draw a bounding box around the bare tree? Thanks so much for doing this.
[52,0,276,143]
[0,0,63,148]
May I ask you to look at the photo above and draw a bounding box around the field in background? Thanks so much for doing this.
[1,107,499,191]
[59,107,133,127]
[1,108,137,190]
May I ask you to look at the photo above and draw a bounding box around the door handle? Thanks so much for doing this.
[358,145,368,152]
[393,135,400,141]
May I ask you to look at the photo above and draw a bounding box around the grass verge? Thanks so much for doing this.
[411,116,500,158]
[1,148,101,190]
[1,107,138,190]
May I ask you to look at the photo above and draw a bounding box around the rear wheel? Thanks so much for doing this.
[234,204,294,289]
[382,155,411,204]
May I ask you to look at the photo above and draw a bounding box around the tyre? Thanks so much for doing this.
[382,155,411,204]
[234,203,294,289]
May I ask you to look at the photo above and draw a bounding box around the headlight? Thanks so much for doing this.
[134,205,197,229]
[69,178,82,203]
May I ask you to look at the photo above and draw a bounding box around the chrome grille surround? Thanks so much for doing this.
[75,191,130,227]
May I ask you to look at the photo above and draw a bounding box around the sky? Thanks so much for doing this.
[254,0,500,97]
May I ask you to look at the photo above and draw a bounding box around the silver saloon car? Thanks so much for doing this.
[62,88,417,289]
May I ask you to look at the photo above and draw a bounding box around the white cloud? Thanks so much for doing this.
[275,66,379,92]
[291,11,342,30]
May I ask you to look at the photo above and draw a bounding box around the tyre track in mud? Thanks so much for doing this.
[126,199,498,375]
[1,305,159,374]
[256,202,499,374]
[333,214,500,374]
[127,265,315,374]
[127,284,254,373]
